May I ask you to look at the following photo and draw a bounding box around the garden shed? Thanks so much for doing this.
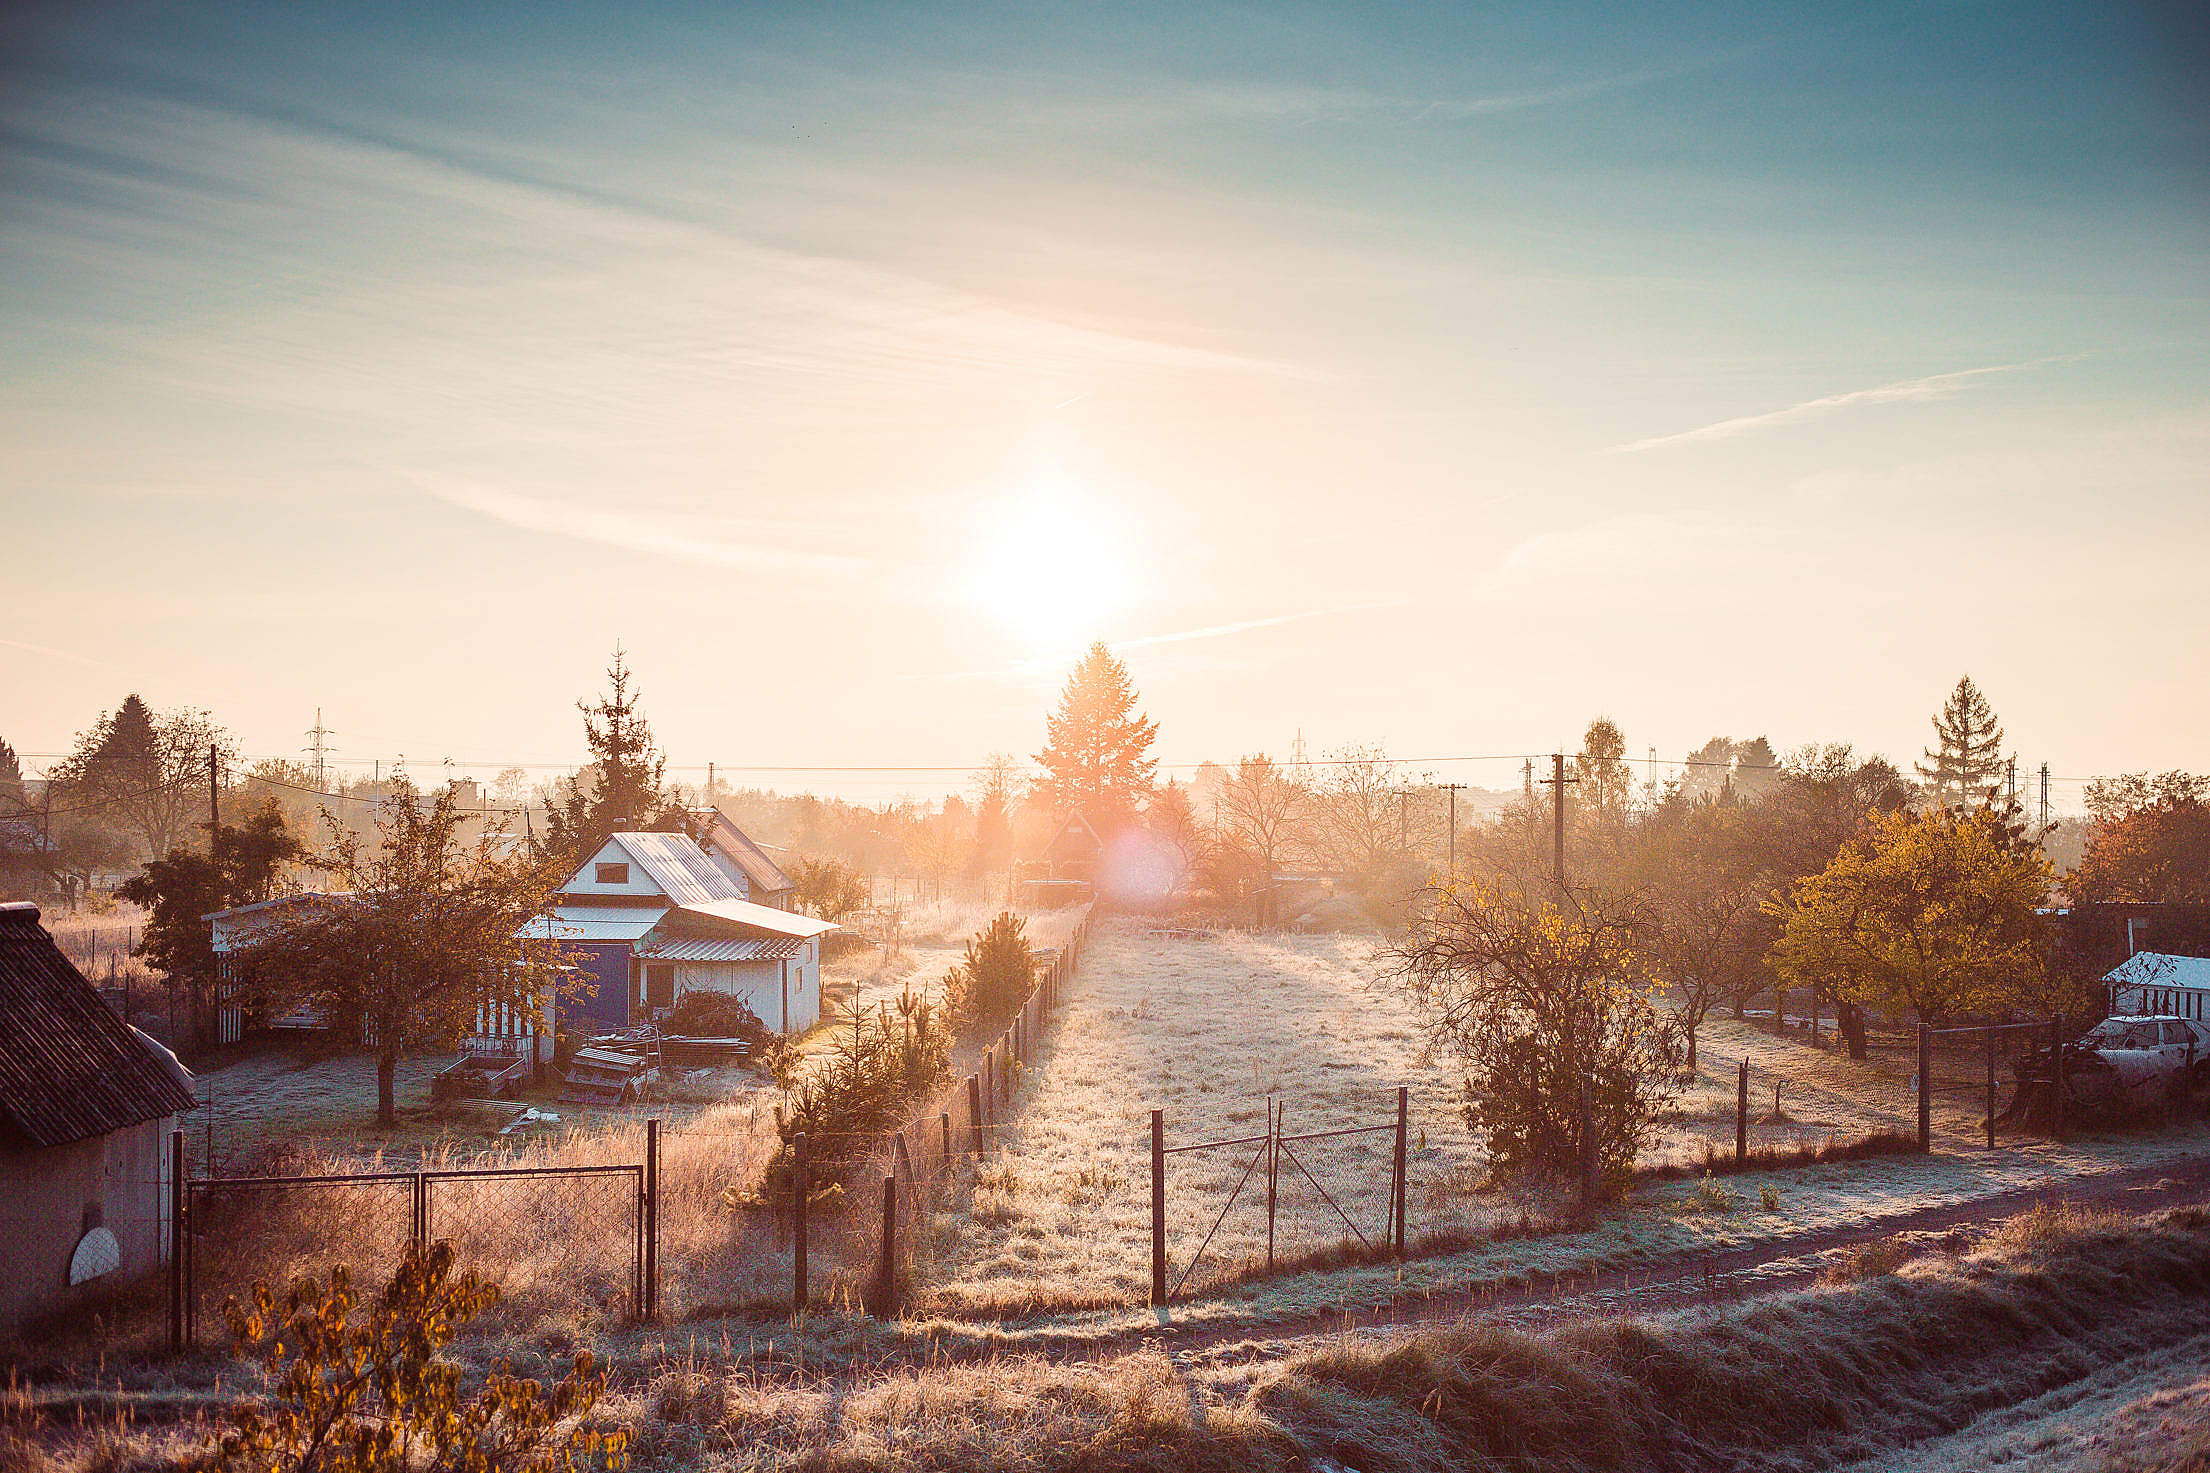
[0,902,196,1332]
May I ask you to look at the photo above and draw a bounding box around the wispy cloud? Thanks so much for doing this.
[1612,358,2066,453]
[418,479,867,576]
[0,636,125,672]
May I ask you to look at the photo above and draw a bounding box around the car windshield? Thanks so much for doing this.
[2084,1020,2159,1048]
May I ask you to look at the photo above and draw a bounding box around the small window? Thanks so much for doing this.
[595,862,630,885]
[645,963,675,1011]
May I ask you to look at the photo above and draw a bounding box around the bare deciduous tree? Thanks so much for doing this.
[1212,754,1306,926]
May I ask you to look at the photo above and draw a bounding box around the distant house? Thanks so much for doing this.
[535,831,834,1034]
[1016,811,1105,907]
[691,809,798,911]
[0,902,196,1332]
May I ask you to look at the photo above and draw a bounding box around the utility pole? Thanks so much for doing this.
[304,709,336,791]
[1539,753,1576,892]
[706,761,715,806]
[2039,762,2051,832]
[2006,756,2017,810]
[206,744,221,837]
[1522,758,1534,802]
[1439,783,1466,877]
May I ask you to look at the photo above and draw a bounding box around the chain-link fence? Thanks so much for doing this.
[175,1142,649,1349]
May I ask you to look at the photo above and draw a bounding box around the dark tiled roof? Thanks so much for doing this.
[0,902,196,1149]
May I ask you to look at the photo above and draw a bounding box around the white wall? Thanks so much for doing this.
[0,1117,171,1333]
[672,953,817,1033]
[565,838,665,899]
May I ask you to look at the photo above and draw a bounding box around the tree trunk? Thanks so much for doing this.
[1685,1023,1698,1072]
[377,1044,398,1126]
[1838,1002,1869,1061]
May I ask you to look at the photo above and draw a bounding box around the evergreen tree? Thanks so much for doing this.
[1034,642,1158,824]
[0,737,21,796]
[545,651,690,866]
[1915,676,2007,808]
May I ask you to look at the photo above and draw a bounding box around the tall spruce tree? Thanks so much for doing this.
[1915,676,2007,808]
[1034,642,1158,825]
[545,651,691,866]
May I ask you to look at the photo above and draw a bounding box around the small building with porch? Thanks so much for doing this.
[537,831,832,1035]
[2108,951,2210,1023]
[0,902,196,1332]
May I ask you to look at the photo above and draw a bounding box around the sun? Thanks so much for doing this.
[965,482,1137,656]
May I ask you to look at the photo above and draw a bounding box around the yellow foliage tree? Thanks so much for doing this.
[1768,806,2050,1026]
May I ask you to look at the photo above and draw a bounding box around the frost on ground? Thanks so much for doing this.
[914,918,2210,1332]
[1842,1331,2210,1472]
[919,919,1481,1314]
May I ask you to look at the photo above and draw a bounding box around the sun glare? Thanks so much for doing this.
[966,482,1137,656]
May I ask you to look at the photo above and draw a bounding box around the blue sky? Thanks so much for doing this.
[2,1,2204,796]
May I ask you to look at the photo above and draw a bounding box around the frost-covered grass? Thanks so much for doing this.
[913,918,2210,1331]
[916,919,1491,1315]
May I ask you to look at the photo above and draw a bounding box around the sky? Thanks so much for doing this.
[2,1,2206,804]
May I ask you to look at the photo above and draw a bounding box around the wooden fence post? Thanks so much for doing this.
[967,1075,984,1154]
[1735,1059,1748,1164]
[792,1131,809,1315]
[940,1111,953,1163]
[1150,1109,1166,1308]
[1916,1023,1932,1152]
[412,1170,427,1248]
[644,1118,660,1319]
[169,1128,185,1354]
[1392,1085,1408,1258]
[876,1173,898,1318]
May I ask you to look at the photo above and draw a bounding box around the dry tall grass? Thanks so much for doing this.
[714,1201,2210,1472]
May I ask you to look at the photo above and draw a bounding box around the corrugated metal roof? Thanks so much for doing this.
[669,897,838,939]
[522,906,664,943]
[2108,952,2210,991]
[635,935,808,962]
[695,812,795,896]
[0,903,197,1149]
[612,832,746,907]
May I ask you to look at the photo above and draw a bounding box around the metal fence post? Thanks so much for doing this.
[1150,1109,1166,1308]
[1985,1027,1997,1151]
[876,1173,898,1318]
[792,1131,809,1315]
[1266,1100,1279,1272]
[169,1128,186,1354]
[1917,1023,1932,1152]
[413,1170,427,1248]
[2049,1015,2065,1138]
[644,1118,660,1320]
[1392,1085,1408,1258]
[1735,1060,1748,1163]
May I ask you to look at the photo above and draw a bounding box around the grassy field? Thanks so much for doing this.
[913,917,2210,1324]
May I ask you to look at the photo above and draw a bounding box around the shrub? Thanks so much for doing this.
[191,1241,624,1473]
[1391,878,1682,1197]
[760,1002,949,1192]
[663,989,770,1045]
[943,911,1035,1035]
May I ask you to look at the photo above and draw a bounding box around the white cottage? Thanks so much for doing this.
[538,830,834,1034]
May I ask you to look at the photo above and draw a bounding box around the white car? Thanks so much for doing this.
[2061,1015,2210,1112]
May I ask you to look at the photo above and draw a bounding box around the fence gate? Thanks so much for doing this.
[176,1145,654,1350]
[1150,1089,1408,1305]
